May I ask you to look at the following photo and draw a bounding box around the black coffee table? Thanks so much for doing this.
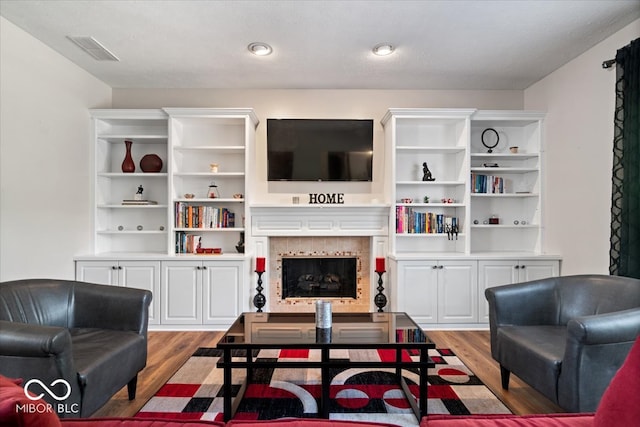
[216,312,434,422]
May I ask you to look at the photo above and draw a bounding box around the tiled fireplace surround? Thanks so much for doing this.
[251,205,389,313]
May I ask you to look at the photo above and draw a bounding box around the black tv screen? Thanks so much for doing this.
[267,119,373,181]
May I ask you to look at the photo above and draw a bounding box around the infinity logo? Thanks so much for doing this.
[24,379,72,401]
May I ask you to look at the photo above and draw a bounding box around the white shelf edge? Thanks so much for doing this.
[97,173,168,178]
[470,193,539,197]
[98,204,169,208]
[170,253,248,259]
[173,227,245,232]
[396,181,465,186]
[471,153,539,159]
[470,167,538,173]
[396,203,464,208]
[97,230,168,235]
[396,146,465,153]
[173,172,245,177]
[395,233,466,237]
[173,145,245,151]
[98,134,168,140]
[471,225,538,229]
[174,198,244,203]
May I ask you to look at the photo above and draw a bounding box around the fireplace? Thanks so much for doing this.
[281,257,357,299]
[268,236,372,312]
[251,205,389,313]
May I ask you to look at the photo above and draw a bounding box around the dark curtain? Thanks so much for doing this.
[610,38,640,279]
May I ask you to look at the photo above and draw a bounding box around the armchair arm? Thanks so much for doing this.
[0,320,77,383]
[567,308,640,345]
[71,282,152,336]
[0,320,82,415]
[0,320,71,357]
[559,308,640,412]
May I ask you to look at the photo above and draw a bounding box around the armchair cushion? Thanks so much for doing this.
[496,325,566,400]
[594,335,640,427]
[71,328,147,416]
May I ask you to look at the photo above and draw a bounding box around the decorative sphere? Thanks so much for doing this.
[140,154,163,173]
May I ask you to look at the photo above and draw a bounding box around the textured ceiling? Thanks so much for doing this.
[1,0,639,90]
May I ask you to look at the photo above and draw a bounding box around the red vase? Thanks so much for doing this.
[122,140,135,173]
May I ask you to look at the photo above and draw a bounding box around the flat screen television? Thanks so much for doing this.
[267,118,373,181]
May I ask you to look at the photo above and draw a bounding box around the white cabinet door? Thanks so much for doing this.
[161,261,202,324]
[397,261,438,324]
[519,260,559,282]
[478,259,560,322]
[202,261,243,324]
[120,261,161,325]
[438,260,478,323]
[478,260,519,322]
[76,261,119,286]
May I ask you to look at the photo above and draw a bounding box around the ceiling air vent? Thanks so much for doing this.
[67,36,120,61]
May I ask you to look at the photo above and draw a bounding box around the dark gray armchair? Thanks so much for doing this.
[0,279,152,417]
[485,274,640,413]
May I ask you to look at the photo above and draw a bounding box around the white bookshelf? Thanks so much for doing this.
[164,108,259,257]
[91,109,169,255]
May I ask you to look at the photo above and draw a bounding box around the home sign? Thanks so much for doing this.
[309,193,345,204]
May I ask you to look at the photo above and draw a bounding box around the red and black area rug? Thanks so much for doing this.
[136,347,510,426]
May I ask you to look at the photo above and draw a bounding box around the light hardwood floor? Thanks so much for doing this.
[93,330,564,418]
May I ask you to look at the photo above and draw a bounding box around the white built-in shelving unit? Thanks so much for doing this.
[77,108,258,329]
[469,110,544,254]
[91,109,169,255]
[79,106,558,330]
[165,108,258,257]
[383,109,474,256]
[382,108,559,327]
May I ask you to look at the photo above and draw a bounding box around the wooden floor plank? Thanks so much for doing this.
[93,330,563,418]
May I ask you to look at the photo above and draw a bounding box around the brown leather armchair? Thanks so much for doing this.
[0,279,152,417]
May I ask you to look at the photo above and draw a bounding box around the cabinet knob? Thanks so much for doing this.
[196,266,201,270]
[432,265,438,269]
[111,266,117,270]
[514,265,520,269]
[438,265,444,269]
[521,265,526,269]
[202,266,207,270]
[118,266,122,270]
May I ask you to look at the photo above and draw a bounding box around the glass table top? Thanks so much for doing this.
[218,312,432,347]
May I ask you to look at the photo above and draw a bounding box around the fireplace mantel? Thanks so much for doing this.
[251,204,390,237]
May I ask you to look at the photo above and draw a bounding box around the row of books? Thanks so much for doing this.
[471,173,505,193]
[395,328,426,343]
[174,202,235,228]
[175,232,201,254]
[396,206,458,234]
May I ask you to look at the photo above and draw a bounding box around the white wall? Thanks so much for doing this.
[0,17,112,281]
[524,19,640,275]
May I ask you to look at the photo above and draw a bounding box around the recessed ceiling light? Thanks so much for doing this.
[372,43,395,56]
[248,42,273,56]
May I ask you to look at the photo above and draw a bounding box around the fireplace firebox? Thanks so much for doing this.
[281,257,357,299]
